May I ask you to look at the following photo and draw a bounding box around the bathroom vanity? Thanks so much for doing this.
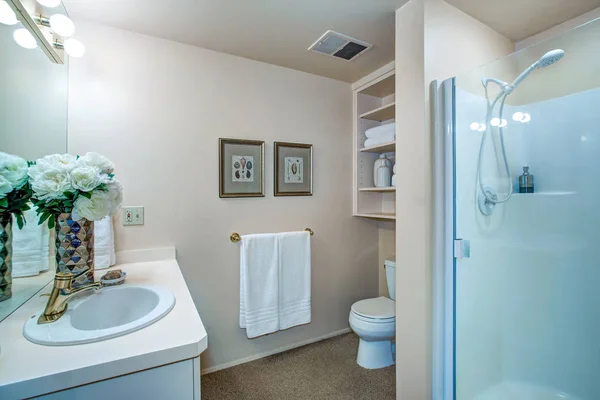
[0,256,207,399]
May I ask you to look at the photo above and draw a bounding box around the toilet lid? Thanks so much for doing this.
[351,297,395,320]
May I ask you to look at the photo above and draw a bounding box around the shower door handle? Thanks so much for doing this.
[454,239,470,259]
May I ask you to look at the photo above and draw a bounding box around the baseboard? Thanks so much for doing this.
[115,247,176,265]
[201,328,352,375]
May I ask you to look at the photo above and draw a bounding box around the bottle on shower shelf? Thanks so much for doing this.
[518,166,534,193]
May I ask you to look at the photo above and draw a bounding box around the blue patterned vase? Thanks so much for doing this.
[55,213,95,286]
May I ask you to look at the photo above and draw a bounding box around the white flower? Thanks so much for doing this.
[77,152,115,174]
[72,179,123,221]
[0,152,28,191]
[29,167,72,201]
[71,165,103,192]
[106,179,124,214]
[0,176,12,199]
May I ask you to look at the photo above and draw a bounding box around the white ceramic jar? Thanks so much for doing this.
[373,155,392,187]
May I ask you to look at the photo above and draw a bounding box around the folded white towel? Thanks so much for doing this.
[240,233,280,338]
[393,164,396,174]
[39,224,50,272]
[278,231,311,330]
[94,216,116,270]
[364,135,395,148]
[12,208,48,278]
[392,174,396,187]
[365,123,395,139]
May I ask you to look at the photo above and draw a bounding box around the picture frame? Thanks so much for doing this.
[219,138,265,198]
[274,142,313,196]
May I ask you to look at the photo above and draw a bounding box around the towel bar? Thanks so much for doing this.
[230,228,314,243]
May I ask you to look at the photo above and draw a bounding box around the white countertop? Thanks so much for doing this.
[0,259,208,399]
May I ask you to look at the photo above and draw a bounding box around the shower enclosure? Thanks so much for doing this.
[433,17,600,400]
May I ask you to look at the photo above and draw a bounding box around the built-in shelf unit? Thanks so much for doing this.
[352,62,396,220]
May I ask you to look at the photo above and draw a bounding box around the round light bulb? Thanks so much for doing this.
[490,117,500,127]
[13,28,37,49]
[64,38,85,57]
[0,1,18,25]
[512,112,524,122]
[469,122,479,131]
[498,119,508,128]
[36,0,61,7]
[520,113,531,123]
[49,14,74,37]
[477,123,486,132]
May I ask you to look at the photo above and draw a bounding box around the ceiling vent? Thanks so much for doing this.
[308,30,372,62]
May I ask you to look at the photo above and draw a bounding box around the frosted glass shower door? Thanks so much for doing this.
[452,18,600,400]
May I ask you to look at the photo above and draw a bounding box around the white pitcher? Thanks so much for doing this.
[373,154,392,187]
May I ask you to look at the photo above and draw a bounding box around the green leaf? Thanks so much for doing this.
[47,215,55,230]
[0,198,7,208]
[15,213,24,230]
[79,191,92,199]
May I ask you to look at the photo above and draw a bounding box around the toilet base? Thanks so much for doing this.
[357,338,395,369]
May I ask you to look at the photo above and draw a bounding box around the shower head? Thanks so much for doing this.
[511,49,565,89]
[536,49,565,68]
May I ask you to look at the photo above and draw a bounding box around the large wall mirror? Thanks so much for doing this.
[0,7,68,321]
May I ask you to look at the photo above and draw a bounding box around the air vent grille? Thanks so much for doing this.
[308,30,372,62]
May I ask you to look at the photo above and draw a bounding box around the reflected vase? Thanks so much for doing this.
[0,213,12,302]
[55,213,94,286]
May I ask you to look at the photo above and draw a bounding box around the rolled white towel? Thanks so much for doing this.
[391,175,396,187]
[12,208,45,278]
[365,123,395,139]
[95,216,116,270]
[364,135,395,148]
[393,164,396,174]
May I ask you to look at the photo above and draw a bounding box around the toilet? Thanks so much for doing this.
[349,259,395,369]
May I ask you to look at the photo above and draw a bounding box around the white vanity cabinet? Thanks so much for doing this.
[37,357,201,400]
[0,258,208,400]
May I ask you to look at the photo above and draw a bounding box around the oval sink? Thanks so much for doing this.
[23,285,175,346]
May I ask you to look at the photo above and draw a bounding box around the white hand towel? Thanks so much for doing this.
[391,174,396,187]
[365,123,396,139]
[39,223,50,272]
[12,209,45,278]
[393,163,397,174]
[364,135,395,148]
[278,231,311,330]
[240,233,280,338]
[94,216,116,270]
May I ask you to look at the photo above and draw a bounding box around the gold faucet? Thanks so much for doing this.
[38,267,103,325]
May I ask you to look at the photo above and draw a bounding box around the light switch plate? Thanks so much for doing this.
[123,206,144,226]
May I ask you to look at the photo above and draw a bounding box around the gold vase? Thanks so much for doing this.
[55,213,94,286]
[0,213,12,302]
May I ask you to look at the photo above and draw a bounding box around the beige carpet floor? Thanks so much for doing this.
[201,333,395,400]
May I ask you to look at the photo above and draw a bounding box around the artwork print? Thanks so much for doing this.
[284,157,303,184]
[232,155,254,182]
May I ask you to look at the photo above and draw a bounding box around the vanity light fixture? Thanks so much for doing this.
[35,0,61,7]
[13,27,37,48]
[0,0,18,25]
[35,13,74,37]
[53,37,84,57]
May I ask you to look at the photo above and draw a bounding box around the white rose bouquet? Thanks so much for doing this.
[29,152,123,227]
[0,152,32,229]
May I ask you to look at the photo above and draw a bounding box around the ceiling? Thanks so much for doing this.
[446,0,600,41]
[62,0,600,83]
[62,0,407,83]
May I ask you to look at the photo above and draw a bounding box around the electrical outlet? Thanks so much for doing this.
[123,206,144,226]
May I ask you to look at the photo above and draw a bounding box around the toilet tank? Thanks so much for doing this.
[384,259,396,300]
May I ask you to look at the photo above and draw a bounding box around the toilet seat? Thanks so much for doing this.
[351,296,395,322]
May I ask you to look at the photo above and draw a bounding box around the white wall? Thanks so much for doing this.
[395,1,514,398]
[515,6,600,50]
[67,21,380,371]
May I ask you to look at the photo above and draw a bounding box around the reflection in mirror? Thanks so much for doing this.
[0,15,68,322]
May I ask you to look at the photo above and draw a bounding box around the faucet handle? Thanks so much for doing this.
[55,267,91,286]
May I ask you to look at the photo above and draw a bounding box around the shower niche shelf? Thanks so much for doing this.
[512,191,577,197]
[352,62,396,221]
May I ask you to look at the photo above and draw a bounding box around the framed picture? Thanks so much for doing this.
[219,138,265,198]
[274,142,313,196]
